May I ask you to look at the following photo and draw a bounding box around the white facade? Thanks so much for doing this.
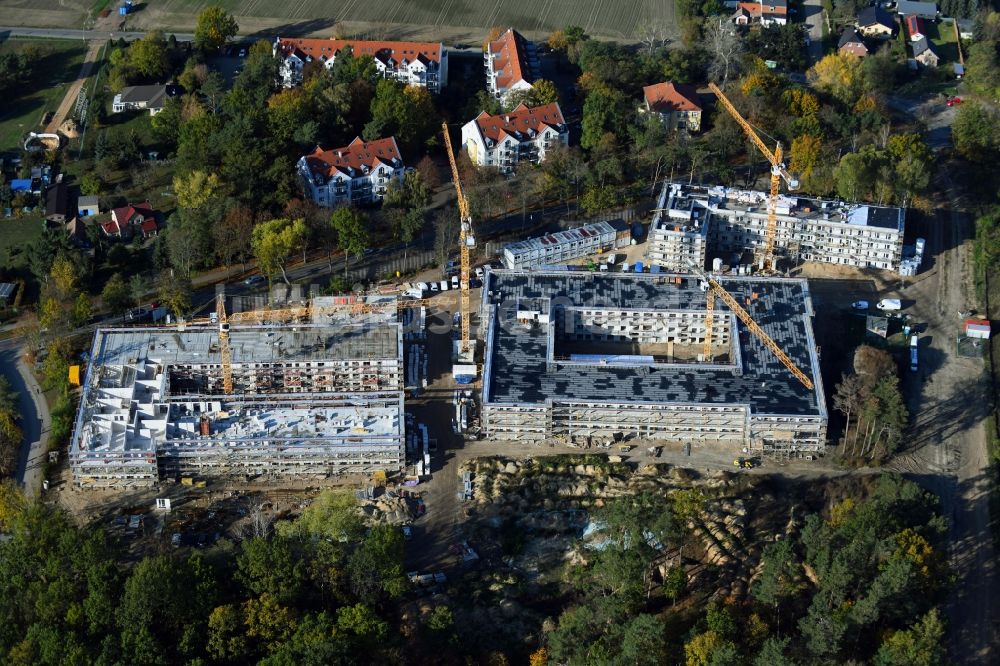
[461,103,568,174]
[502,221,629,270]
[274,38,448,92]
[297,137,405,208]
[484,28,536,105]
[645,184,906,272]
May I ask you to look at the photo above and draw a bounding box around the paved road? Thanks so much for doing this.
[0,341,49,499]
[802,0,824,63]
[0,26,194,42]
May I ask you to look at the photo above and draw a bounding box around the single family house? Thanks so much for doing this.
[640,82,703,131]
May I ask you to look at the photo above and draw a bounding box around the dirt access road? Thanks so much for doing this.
[884,172,998,664]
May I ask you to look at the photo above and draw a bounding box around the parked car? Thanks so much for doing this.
[851,300,869,310]
[127,307,150,321]
[243,275,264,286]
[238,47,246,57]
[877,299,902,311]
[428,282,440,293]
[946,96,962,107]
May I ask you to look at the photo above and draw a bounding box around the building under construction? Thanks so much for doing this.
[480,269,827,455]
[69,318,404,488]
[647,183,906,272]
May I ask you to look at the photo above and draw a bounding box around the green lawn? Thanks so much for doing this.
[0,215,44,271]
[924,20,959,66]
[0,38,88,152]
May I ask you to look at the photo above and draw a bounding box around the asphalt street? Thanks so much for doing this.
[0,341,48,499]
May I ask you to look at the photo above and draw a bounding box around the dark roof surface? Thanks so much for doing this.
[838,26,865,47]
[857,5,895,28]
[483,271,824,417]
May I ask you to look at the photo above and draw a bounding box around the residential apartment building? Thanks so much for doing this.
[640,82,703,132]
[645,183,710,271]
[273,37,448,92]
[501,220,630,270]
[645,183,906,272]
[461,103,568,173]
[484,28,537,105]
[297,137,405,208]
[69,317,405,488]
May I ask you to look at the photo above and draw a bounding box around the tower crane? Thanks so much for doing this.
[441,121,475,355]
[687,260,814,391]
[216,294,234,394]
[708,82,798,272]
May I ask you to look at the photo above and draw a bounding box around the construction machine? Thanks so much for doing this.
[708,82,798,272]
[441,122,478,380]
[687,260,814,391]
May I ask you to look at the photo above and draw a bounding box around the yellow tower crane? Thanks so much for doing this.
[687,260,814,390]
[216,294,233,394]
[708,82,798,272]
[441,122,474,355]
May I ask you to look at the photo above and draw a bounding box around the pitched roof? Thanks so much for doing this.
[487,28,534,92]
[473,103,566,144]
[117,85,168,107]
[736,0,788,16]
[275,37,443,66]
[112,201,154,225]
[838,26,866,48]
[857,5,894,28]
[45,182,68,216]
[905,14,924,37]
[302,136,403,179]
[65,217,88,241]
[643,82,702,114]
[895,0,937,18]
[77,195,99,209]
[912,35,932,54]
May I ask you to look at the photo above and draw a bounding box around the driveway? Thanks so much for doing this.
[802,0,824,63]
[0,343,49,499]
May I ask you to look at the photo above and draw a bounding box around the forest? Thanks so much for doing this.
[0,472,950,665]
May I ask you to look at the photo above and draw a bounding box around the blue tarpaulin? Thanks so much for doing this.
[10,179,31,192]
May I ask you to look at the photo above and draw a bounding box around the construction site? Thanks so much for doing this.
[646,182,907,273]
[480,269,827,456]
[68,307,407,489]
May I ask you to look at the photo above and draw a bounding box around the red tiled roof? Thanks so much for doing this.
[275,37,442,65]
[111,201,154,226]
[140,218,158,234]
[840,42,869,57]
[303,136,402,179]
[905,15,923,38]
[101,219,122,236]
[736,1,788,15]
[473,103,565,143]
[643,82,702,114]
[488,28,533,92]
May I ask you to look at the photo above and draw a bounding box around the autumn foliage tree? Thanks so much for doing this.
[807,52,864,104]
[833,345,908,461]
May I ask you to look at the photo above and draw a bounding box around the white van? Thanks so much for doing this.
[877,299,902,311]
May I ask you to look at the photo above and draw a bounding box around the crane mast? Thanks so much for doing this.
[441,122,474,354]
[687,261,814,390]
[707,82,798,271]
[216,294,233,394]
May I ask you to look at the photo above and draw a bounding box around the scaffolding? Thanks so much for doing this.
[69,318,406,488]
[480,269,828,455]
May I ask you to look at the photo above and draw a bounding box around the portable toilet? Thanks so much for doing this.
[635,261,643,274]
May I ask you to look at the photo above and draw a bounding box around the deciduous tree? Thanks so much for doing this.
[195,6,239,51]
[251,218,307,286]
